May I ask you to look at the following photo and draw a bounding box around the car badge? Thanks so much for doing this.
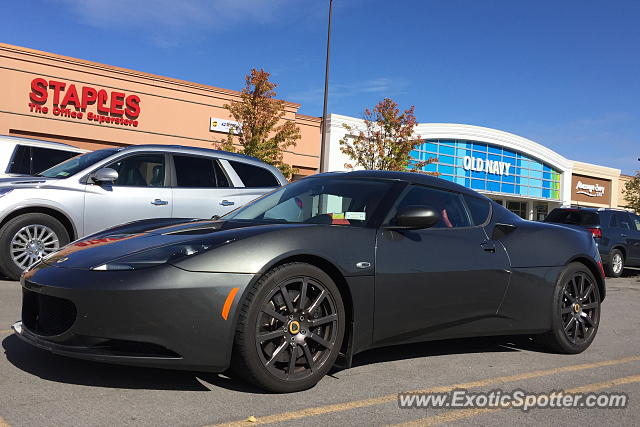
[289,320,301,334]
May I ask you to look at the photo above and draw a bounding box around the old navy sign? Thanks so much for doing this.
[462,156,512,176]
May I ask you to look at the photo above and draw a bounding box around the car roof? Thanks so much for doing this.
[119,144,266,164]
[309,170,485,197]
[0,135,87,152]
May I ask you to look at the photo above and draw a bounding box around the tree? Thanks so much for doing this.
[220,68,300,179]
[339,98,437,173]
[623,171,640,213]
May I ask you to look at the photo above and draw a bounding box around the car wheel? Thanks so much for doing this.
[605,249,624,278]
[538,262,601,354]
[232,262,345,393]
[0,213,69,280]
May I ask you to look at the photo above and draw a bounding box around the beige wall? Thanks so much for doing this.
[571,161,621,208]
[0,43,320,174]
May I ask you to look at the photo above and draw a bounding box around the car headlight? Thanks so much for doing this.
[91,242,211,271]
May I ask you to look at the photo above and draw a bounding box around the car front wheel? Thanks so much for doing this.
[539,262,601,354]
[0,213,69,280]
[232,262,345,393]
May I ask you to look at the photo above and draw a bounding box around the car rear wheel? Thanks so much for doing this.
[0,213,69,280]
[538,262,601,354]
[605,249,624,278]
[232,262,345,393]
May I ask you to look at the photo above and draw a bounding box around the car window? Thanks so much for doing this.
[7,145,31,174]
[545,209,600,226]
[228,160,280,187]
[106,154,165,187]
[610,212,632,230]
[463,194,491,226]
[226,177,393,227]
[31,147,79,174]
[38,148,119,178]
[173,155,230,188]
[392,185,471,228]
[632,214,640,232]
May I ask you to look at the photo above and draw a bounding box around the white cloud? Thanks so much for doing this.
[53,0,292,45]
[289,77,411,104]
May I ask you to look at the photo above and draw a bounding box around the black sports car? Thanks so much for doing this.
[12,171,605,392]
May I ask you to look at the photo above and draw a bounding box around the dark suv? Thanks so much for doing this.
[544,207,640,277]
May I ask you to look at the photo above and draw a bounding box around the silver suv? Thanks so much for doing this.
[0,144,287,279]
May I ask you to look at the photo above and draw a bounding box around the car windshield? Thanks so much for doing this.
[36,148,120,179]
[544,209,600,226]
[224,176,395,227]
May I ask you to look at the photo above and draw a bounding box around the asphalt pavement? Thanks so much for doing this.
[1,270,639,427]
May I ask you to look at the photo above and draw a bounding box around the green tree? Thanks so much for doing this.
[339,98,437,173]
[624,171,640,213]
[220,68,300,179]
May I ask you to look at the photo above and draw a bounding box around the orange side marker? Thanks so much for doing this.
[221,287,240,320]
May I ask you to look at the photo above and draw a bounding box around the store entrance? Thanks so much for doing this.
[507,201,528,219]
[490,198,552,221]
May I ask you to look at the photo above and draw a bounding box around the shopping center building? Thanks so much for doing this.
[0,43,321,179]
[0,43,633,219]
[324,114,630,220]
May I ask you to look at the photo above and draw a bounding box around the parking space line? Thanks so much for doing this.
[389,374,640,427]
[207,355,640,427]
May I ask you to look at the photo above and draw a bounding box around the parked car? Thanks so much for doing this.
[544,207,640,277]
[13,171,604,392]
[0,144,286,279]
[0,135,87,177]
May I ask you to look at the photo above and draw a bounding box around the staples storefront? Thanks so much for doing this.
[324,114,574,220]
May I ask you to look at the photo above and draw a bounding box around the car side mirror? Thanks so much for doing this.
[90,167,118,184]
[387,206,440,230]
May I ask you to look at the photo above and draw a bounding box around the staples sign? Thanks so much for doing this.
[27,78,141,127]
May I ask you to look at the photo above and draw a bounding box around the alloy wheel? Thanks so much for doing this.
[10,224,60,270]
[560,272,599,345]
[256,276,339,381]
[612,253,623,275]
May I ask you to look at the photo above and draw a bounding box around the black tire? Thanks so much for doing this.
[538,262,601,354]
[232,262,345,393]
[0,213,70,280]
[605,248,624,278]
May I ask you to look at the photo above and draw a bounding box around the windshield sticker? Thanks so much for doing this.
[58,172,70,176]
[345,212,366,220]
[331,213,345,219]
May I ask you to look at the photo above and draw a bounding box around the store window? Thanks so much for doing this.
[507,201,528,219]
[535,204,548,221]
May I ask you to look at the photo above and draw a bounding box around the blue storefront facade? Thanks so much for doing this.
[327,117,575,220]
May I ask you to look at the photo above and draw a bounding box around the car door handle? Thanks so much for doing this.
[151,199,169,206]
[220,200,235,207]
[481,241,496,253]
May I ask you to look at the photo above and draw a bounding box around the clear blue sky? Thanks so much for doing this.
[2,0,639,174]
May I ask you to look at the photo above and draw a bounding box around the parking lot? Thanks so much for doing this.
[0,270,638,427]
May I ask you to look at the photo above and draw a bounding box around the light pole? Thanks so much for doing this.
[319,0,333,173]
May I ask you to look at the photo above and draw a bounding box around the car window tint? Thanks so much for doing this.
[174,155,216,188]
[463,194,491,225]
[7,145,31,174]
[545,209,600,226]
[632,214,640,232]
[228,160,279,187]
[393,185,471,228]
[107,154,165,187]
[213,160,230,188]
[31,147,79,174]
[611,212,631,230]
